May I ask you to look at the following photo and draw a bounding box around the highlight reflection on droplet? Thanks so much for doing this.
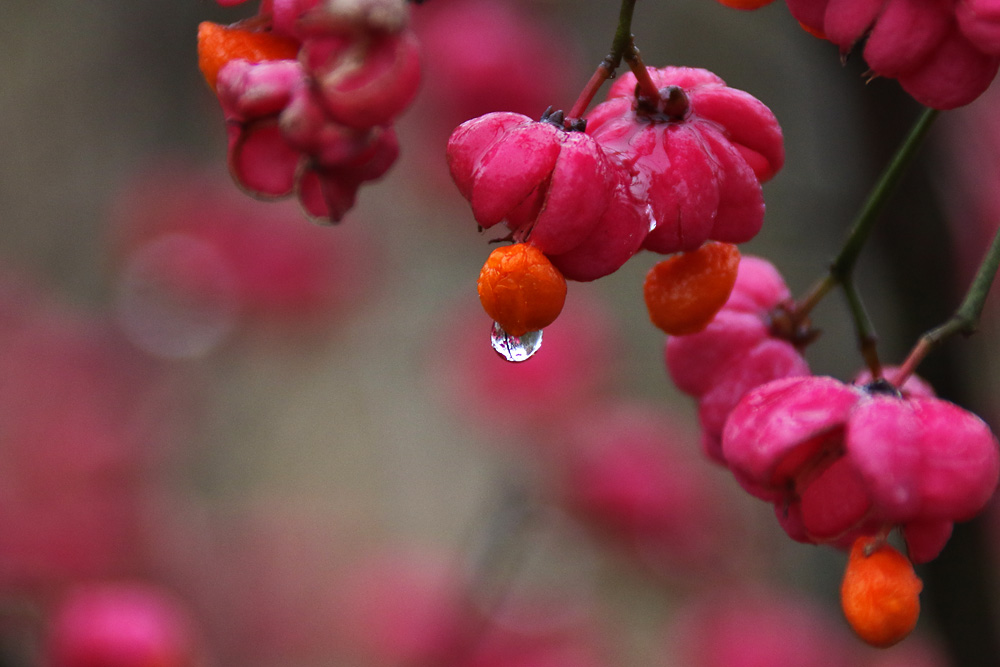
[490,321,542,362]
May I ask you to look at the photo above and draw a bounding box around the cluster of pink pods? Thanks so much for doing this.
[107,161,380,357]
[723,371,1000,563]
[662,254,1000,565]
[447,66,785,282]
[201,0,421,222]
[665,256,811,463]
[784,0,1000,109]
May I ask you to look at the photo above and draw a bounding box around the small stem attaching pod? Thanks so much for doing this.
[643,242,741,336]
[841,536,923,648]
[478,244,567,338]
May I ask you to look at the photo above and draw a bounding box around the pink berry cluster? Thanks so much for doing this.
[659,251,1000,565]
[202,0,421,222]
[447,66,784,282]
[333,548,610,666]
[551,401,745,579]
[784,0,1000,109]
[659,259,1000,570]
[0,277,176,590]
[45,583,199,667]
[108,161,380,357]
[723,371,1000,563]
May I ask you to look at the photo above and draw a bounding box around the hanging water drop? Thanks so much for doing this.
[490,321,542,362]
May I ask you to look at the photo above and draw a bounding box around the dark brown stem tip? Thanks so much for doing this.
[636,84,691,121]
[540,106,586,132]
[660,85,690,119]
[768,301,822,349]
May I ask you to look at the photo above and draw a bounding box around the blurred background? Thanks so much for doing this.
[0,0,998,665]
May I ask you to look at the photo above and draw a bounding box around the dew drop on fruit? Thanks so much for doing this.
[490,321,542,362]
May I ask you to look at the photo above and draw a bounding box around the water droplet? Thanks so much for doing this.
[645,203,657,232]
[490,321,542,362]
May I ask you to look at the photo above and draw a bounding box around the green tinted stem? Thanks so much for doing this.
[893,221,1000,384]
[830,107,939,281]
[841,277,881,377]
[568,0,648,120]
[792,107,939,332]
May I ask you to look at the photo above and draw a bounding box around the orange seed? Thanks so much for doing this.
[197,21,300,91]
[478,244,567,338]
[841,536,922,648]
[643,242,740,336]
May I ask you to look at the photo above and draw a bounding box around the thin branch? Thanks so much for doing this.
[893,220,1000,384]
[567,0,645,121]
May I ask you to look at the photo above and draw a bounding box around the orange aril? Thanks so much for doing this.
[798,21,828,40]
[841,536,922,648]
[643,242,740,336]
[478,244,567,338]
[197,21,300,91]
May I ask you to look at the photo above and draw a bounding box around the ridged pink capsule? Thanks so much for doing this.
[545,177,649,282]
[722,374,1000,561]
[786,0,1000,109]
[585,67,784,255]
[217,59,305,198]
[301,28,421,129]
[665,256,809,463]
[446,112,622,260]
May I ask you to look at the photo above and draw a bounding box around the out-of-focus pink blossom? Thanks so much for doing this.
[665,588,865,667]
[467,605,610,667]
[412,0,578,128]
[333,549,468,665]
[585,67,784,255]
[0,286,178,590]
[550,401,747,580]
[938,86,1000,296]
[432,294,617,441]
[722,373,1000,562]
[785,0,1000,109]
[335,546,610,667]
[408,0,580,191]
[665,256,810,463]
[107,161,382,355]
[44,582,200,667]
